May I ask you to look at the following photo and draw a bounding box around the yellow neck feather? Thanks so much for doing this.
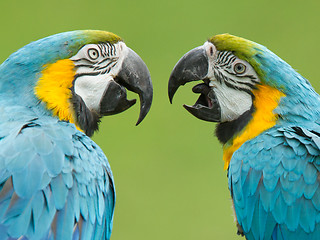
[35,59,81,130]
[223,84,285,170]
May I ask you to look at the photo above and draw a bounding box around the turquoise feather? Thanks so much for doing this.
[219,37,320,239]
[231,126,320,239]
[0,31,117,239]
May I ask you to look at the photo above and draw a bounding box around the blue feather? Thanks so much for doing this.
[30,132,54,155]
[263,175,279,192]
[303,163,317,184]
[273,194,287,223]
[290,176,305,198]
[80,218,94,240]
[42,144,65,176]
[87,193,96,224]
[312,189,320,211]
[249,200,260,240]
[40,172,52,189]
[286,200,301,231]
[97,188,105,224]
[50,175,69,210]
[295,145,308,156]
[287,171,300,182]
[62,172,73,189]
[12,154,45,198]
[7,149,36,172]
[79,196,89,221]
[5,198,32,237]
[230,126,320,239]
[32,191,45,228]
[71,184,80,221]
[93,215,105,240]
[260,183,279,211]
[305,144,320,156]
[281,188,296,206]
[263,213,277,239]
[281,154,299,171]
[303,181,319,199]
[55,191,75,240]
[248,169,262,196]
[300,199,316,233]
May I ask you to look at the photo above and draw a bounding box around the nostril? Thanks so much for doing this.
[210,47,214,56]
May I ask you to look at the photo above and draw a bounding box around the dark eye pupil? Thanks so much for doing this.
[234,63,245,73]
[88,49,99,59]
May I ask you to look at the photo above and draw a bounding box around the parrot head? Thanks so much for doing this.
[168,34,320,167]
[0,30,153,136]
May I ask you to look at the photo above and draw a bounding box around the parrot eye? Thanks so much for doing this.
[234,63,246,74]
[88,48,99,60]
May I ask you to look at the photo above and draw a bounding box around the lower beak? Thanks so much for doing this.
[99,80,136,116]
[100,47,153,125]
[168,45,221,122]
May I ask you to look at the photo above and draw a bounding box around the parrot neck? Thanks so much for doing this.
[222,84,285,170]
[273,86,320,124]
[34,59,83,132]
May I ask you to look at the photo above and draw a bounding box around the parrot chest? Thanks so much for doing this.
[227,126,320,239]
[0,115,115,239]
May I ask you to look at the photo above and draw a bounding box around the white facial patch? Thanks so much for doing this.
[74,75,113,111]
[71,42,129,111]
[213,82,252,122]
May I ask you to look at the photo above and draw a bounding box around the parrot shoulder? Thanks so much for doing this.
[229,125,320,239]
[0,117,115,239]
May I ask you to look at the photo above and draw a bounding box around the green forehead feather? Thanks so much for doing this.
[209,34,257,61]
[59,30,123,60]
[82,30,122,44]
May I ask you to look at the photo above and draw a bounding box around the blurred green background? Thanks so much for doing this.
[1,0,319,239]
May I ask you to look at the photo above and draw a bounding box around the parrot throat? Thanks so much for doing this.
[222,84,285,170]
[35,59,82,131]
[215,105,254,144]
[70,89,100,137]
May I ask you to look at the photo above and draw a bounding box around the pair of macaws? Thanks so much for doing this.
[0,30,318,240]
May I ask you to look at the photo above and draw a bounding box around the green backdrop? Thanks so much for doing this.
[0,0,319,239]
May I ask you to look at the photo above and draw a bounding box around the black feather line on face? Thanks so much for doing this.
[70,86,100,137]
[215,103,255,144]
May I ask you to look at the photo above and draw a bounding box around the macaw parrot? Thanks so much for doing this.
[0,30,153,240]
[168,34,320,239]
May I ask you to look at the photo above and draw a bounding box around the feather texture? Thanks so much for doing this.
[0,30,130,240]
[0,115,115,240]
[230,126,320,239]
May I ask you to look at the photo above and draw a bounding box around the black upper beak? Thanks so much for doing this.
[168,45,221,122]
[100,47,153,125]
[168,46,208,103]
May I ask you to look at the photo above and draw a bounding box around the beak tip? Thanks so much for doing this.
[135,112,146,126]
[135,93,152,126]
[168,91,174,104]
[168,76,178,104]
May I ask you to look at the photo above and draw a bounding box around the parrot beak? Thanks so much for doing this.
[168,46,221,122]
[100,47,153,125]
